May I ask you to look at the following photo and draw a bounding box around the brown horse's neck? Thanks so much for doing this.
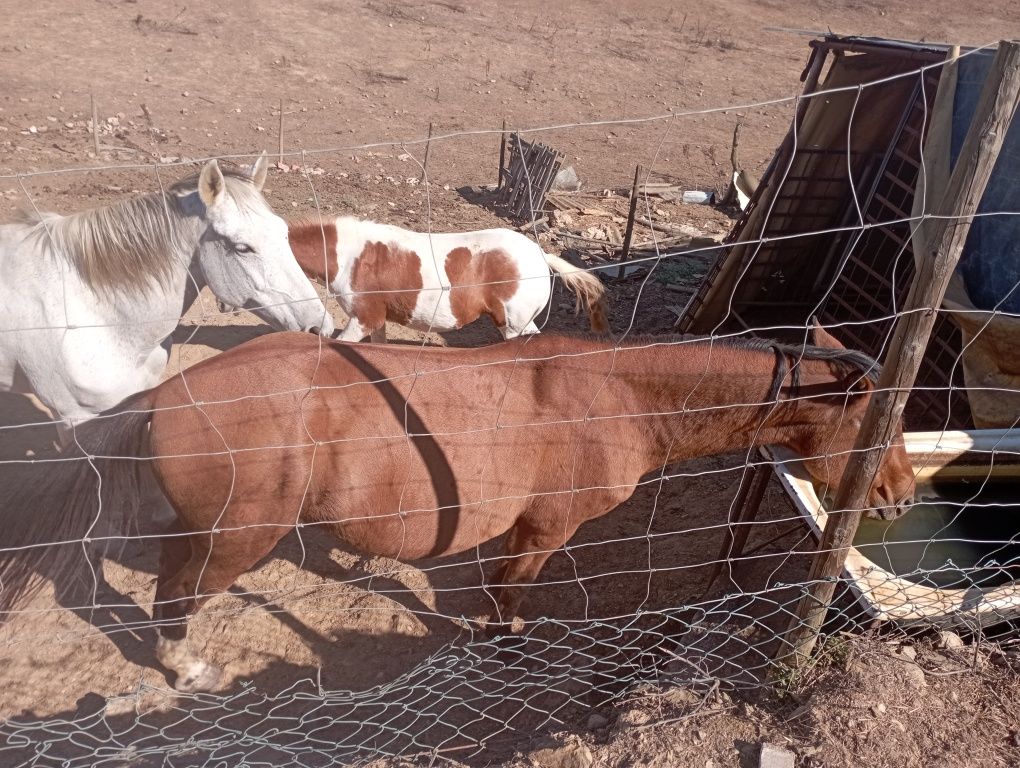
[597,340,846,471]
[290,219,339,284]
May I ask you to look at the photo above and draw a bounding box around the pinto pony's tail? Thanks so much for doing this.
[543,253,610,334]
[0,393,154,618]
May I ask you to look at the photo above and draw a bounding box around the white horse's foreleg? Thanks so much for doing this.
[369,325,388,344]
[55,422,75,449]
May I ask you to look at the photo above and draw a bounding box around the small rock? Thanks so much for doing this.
[661,686,703,708]
[616,707,651,727]
[759,743,796,768]
[530,741,593,768]
[586,713,608,730]
[870,702,887,717]
[939,631,965,650]
[899,661,927,689]
[898,645,917,661]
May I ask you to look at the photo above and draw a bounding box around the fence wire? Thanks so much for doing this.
[2,42,1020,767]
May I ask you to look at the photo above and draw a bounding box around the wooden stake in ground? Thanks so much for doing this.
[498,117,507,190]
[278,99,285,164]
[720,122,742,206]
[617,164,643,279]
[90,90,100,158]
[419,122,434,183]
[776,40,1020,669]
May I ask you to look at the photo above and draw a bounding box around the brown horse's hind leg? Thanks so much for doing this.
[485,513,581,635]
[153,521,288,692]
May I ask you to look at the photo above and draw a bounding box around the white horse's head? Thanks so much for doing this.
[186,153,334,337]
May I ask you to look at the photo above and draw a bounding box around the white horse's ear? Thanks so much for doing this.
[248,151,269,191]
[198,159,226,208]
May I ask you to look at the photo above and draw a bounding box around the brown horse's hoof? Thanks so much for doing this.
[482,621,513,641]
[173,661,223,694]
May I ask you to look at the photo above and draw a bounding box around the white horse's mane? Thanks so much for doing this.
[17,168,267,296]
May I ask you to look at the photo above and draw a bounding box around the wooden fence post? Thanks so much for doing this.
[498,117,508,190]
[278,98,285,164]
[90,90,101,158]
[776,40,1020,669]
[617,164,643,279]
[419,121,434,182]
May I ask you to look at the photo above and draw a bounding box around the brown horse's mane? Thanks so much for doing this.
[549,331,881,382]
[536,331,880,404]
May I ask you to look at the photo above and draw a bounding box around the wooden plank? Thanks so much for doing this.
[776,40,1020,669]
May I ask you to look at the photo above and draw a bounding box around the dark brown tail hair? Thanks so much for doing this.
[0,394,153,617]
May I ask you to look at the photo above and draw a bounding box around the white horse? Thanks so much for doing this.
[287,216,608,342]
[0,154,334,434]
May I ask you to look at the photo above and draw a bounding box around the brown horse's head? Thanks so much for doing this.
[792,322,916,521]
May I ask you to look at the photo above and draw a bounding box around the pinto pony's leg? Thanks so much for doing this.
[500,320,540,340]
[153,519,288,692]
[369,325,387,343]
[337,317,371,342]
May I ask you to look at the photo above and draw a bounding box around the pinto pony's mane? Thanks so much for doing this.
[16,168,265,296]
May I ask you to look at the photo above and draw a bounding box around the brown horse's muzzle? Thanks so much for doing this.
[865,502,909,521]
[865,487,915,520]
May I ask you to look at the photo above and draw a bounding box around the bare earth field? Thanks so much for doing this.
[3,1,1020,766]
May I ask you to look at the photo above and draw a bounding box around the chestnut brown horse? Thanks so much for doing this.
[0,325,915,692]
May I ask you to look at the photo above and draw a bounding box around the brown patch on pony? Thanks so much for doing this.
[350,241,423,330]
[444,247,519,328]
[289,220,339,284]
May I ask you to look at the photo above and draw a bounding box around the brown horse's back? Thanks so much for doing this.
[149,332,635,561]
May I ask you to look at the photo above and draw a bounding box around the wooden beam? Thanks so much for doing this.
[776,40,1020,669]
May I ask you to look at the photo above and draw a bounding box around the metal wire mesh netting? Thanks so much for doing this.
[2,41,1020,768]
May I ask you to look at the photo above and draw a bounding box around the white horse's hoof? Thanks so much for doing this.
[173,661,222,693]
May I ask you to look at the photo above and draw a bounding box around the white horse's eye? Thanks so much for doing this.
[235,243,255,255]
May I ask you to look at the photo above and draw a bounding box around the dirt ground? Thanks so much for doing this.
[3,0,1020,766]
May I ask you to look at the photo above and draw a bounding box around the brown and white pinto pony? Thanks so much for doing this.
[288,217,608,341]
[0,325,915,692]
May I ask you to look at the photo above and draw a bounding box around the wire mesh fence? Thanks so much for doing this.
[1,37,1019,768]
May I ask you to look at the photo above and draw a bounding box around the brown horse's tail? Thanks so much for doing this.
[0,391,154,618]
[544,252,610,334]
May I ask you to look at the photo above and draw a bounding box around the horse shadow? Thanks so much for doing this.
[52,523,482,690]
[169,321,277,352]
